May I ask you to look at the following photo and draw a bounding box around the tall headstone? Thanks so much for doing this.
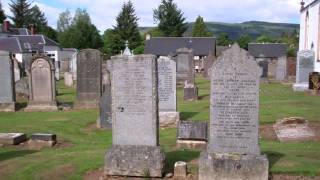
[0,51,15,112]
[104,55,165,178]
[293,50,315,91]
[158,57,179,127]
[74,49,102,109]
[25,55,58,111]
[276,56,287,81]
[97,70,112,129]
[13,58,21,82]
[202,53,215,79]
[199,44,268,180]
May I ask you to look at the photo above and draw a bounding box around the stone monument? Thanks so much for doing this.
[74,49,102,109]
[293,50,315,91]
[97,71,112,129]
[25,55,58,111]
[275,56,287,81]
[0,51,15,112]
[199,44,268,180]
[104,54,165,178]
[202,53,215,79]
[158,57,179,127]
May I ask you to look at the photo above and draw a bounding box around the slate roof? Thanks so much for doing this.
[248,43,287,58]
[144,37,216,56]
[0,37,21,53]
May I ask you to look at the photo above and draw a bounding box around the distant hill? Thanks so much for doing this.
[140,21,299,40]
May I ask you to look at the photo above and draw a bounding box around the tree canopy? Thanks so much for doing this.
[192,16,212,37]
[9,0,31,28]
[0,2,6,22]
[153,0,187,37]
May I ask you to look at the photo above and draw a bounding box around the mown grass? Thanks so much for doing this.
[0,75,319,179]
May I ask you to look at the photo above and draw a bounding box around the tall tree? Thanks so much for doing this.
[57,9,72,32]
[114,1,141,51]
[153,0,187,37]
[9,0,31,28]
[102,29,123,58]
[58,8,103,49]
[0,2,6,22]
[217,33,233,46]
[236,35,251,50]
[192,16,212,37]
[29,5,47,32]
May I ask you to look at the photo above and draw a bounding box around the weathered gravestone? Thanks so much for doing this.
[177,121,207,149]
[0,133,26,145]
[0,51,15,112]
[199,44,268,180]
[158,57,179,128]
[64,72,73,87]
[275,56,287,81]
[104,55,165,178]
[74,49,102,109]
[176,48,198,101]
[293,50,315,91]
[202,53,215,79]
[13,57,21,82]
[25,55,58,111]
[257,58,269,78]
[97,71,112,129]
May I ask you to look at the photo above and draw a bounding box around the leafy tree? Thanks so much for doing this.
[217,32,233,46]
[145,27,164,37]
[153,0,187,37]
[192,16,212,37]
[236,35,251,50]
[58,8,103,49]
[256,35,274,43]
[114,1,141,51]
[279,30,299,57]
[102,29,123,57]
[9,0,31,28]
[41,26,58,42]
[57,9,72,32]
[0,2,6,22]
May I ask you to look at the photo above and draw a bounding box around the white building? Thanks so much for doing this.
[299,0,320,71]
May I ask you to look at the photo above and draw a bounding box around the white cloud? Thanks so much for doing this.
[2,0,301,31]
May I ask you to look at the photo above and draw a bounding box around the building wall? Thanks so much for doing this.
[299,1,320,72]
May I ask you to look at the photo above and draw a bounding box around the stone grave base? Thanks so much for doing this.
[159,111,180,128]
[199,152,269,180]
[0,102,15,112]
[176,140,206,150]
[105,145,165,178]
[96,117,112,129]
[28,140,56,150]
[73,101,98,109]
[24,102,58,112]
[184,87,198,101]
[293,83,309,92]
[0,133,27,145]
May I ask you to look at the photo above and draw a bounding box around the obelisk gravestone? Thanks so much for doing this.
[104,54,165,178]
[199,44,268,180]
[0,51,15,112]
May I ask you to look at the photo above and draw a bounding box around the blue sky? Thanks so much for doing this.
[2,0,301,32]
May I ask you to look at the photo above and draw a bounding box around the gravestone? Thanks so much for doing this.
[97,71,112,129]
[276,56,287,81]
[0,51,15,112]
[13,58,21,82]
[28,133,57,149]
[0,133,27,145]
[74,49,102,109]
[202,53,215,79]
[104,55,165,178]
[64,72,73,87]
[257,58,269,78]
[199,44,268,180]
[176,48,195,84]
[177,121,207,149]
[25,55,58,111]
[158,57,179,127]
[293,50,315,91]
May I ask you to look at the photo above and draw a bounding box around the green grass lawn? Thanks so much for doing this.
[0,76,320,179]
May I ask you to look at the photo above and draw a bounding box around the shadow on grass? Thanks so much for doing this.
[198,94,209,100]
[180,112,199,120]
[264,151,285,168]
[0,150,38,162]
[165,150,200,173]
[15,102,27,111]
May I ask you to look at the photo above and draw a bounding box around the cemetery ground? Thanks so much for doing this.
[0,76,320,179]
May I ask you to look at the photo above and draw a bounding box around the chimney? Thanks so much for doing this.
[3,20,10,32]
[30,24,36,35]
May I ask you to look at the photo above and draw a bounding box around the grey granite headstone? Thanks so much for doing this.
[25,55,58,111]
[199,44,268,180]
[177,121,207,141]
[202,53,215,79]
[276,56,287,81]
[176,48,195,84]
[158,57,179,127]
[97,85,112,129]
[0,51,15,112]
[74,49,102,109]
[293,50,315,91]
[105,55,165,178]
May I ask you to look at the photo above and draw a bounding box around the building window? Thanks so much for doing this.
[305,11,309,49]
